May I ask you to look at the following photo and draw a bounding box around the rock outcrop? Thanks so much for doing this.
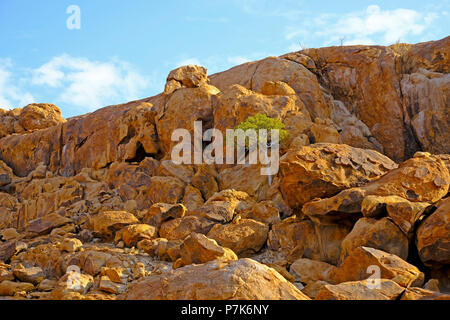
[0,36,449,300]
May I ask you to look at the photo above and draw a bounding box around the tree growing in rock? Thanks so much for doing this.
[233,113,289,184]
[234,113,289,148]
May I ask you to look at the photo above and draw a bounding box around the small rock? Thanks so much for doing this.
[90,211,139,240]
[175,233,238,268]
[98,275,125,295]
[301,280,329,299]
[132,263,146,280]
[59,238,83,253]
[289,258,336,284]
[207,218,269,256]
[13,266,45,285]
[0,280,34,296]
[0,228,20,241]
[316,279,405,300]
[121,224,157,247]
[423,279,440,292]
[331,246,424,288]
[37,279,57,292]
[100,267,125,284]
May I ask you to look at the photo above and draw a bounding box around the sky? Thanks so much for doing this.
[0,0,448,118]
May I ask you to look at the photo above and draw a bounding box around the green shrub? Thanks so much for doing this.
[233,113,289,147]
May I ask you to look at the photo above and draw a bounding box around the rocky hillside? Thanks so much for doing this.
[0,36,449,300]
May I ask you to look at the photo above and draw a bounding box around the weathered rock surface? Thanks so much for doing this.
[332,246,424,287]
[267,216,352,265]
[361,195,430,235]
[289,258,336,284]
[280,144,397,208]
[159,216,215,241]
[174,233,238,268]
[0,280,34,296]
[0,103,65,139]
[302,152,449,221]
[207,219,269,256]
[0,37,449,300]
[13,265,45,285]
[340,217,409,261]
[416,197,450,266]
[90,211,139,240]
[315,279,405,300]
[120,258,310,300]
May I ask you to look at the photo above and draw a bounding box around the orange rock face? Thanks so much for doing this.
[0,37,449,300]
[280,143,396,208]
[120,259,310,300]
[416,197,450,266]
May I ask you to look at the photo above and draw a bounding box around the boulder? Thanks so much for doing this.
[51,272,94,297]
[166,65,208,89]
[156,84,218,154]
[361,195,430,235]
[301,281,329,299]
[13,266,45,285]
[267,216,352,265]
[18,103,66,131]
[0,160,13,187]
[207,219,269,255]
[59,238,83,253]
[0,100,160,177]
[0,280,34,296]
[90,211,139,240]
[416,197,450,265]
[340,217,409,261]
[121,224,157,247]
[362,152,449,203]
[189,189,254,223]
[0,228,20,241]
[137,238,181,262]
[25,212,72,237]
[280,143,397,208]
[98,275,126,295]
[212,84,299,136]
[143,203,186,229]
[0,241,27,263]
[400,287,439,300]
[332,246,424,287]
[174,233,238,268]
[315,279,405,300]
[120,258,310,300]
[304,46,408,161]
[159,216,215,241]
[147,176,185,204]
[303,152,449,228]
[191,165,219,201]
[240,201,281,226]
[289,258,336,284]
[401,69,450,155]
[182,185,204,211]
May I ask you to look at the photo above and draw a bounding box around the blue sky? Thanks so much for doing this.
[0,0,448,117]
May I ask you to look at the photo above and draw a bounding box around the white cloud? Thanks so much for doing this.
[0,59,34,109]
[287,5,439,46]
[31,54,149,111]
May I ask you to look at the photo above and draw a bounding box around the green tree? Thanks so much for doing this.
[234,113,289,148]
